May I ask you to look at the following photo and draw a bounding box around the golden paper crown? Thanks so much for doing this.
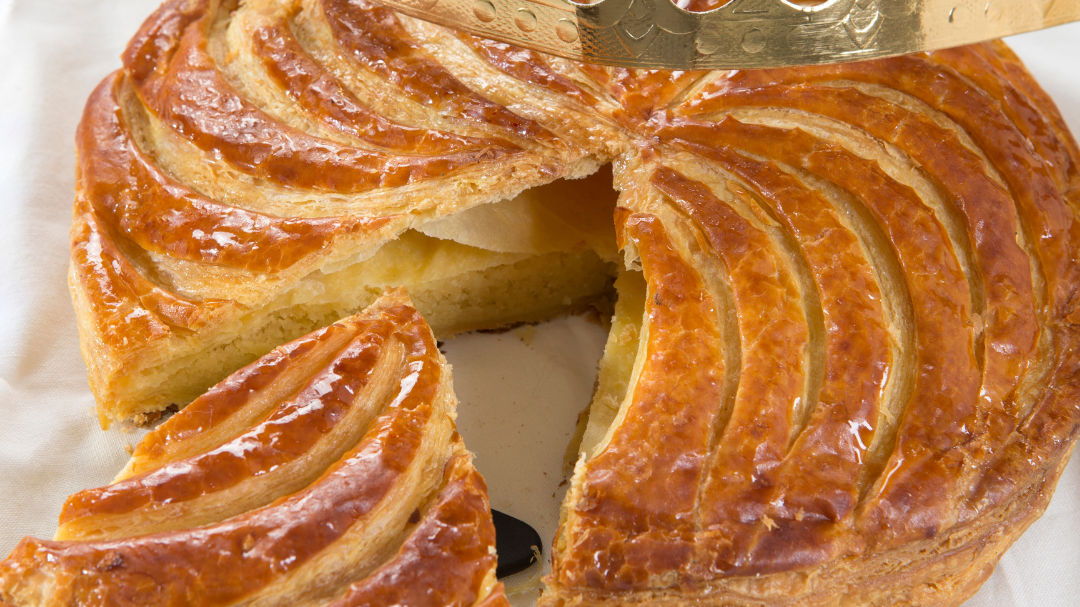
[379,0,1079,69]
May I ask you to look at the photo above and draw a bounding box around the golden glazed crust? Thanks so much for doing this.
[59,0,1080,605]
[1,290,509,607]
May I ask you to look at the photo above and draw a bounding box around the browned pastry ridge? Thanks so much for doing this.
[1,290,510,607]
[23,0,1080,604]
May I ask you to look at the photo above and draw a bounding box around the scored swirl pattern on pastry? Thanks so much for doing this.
[0,290,509,607]
[47,0,1080,604]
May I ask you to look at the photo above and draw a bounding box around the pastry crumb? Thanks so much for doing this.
[96,551,123,571]
[515,325,537,345]
[970,312,984,335]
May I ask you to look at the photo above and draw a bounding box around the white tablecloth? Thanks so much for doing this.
[0,2,1077,605]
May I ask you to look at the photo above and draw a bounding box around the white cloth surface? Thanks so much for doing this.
[0,1,1077,605]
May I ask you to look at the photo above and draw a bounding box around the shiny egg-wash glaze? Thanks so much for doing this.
[42,0,1080,604]
[56,309,405,540]
[0,291,508,607]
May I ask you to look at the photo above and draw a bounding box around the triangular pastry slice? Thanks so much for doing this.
[1,290,508,607]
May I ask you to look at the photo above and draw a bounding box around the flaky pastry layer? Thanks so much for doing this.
[3,290,509,607]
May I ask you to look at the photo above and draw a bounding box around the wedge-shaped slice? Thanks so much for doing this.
[0,289,508,607]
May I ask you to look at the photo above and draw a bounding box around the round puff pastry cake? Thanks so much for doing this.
[0,290,509,607]
[58,0,1080,605]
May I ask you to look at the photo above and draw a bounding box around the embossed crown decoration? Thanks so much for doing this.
[377,0,1080,69]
